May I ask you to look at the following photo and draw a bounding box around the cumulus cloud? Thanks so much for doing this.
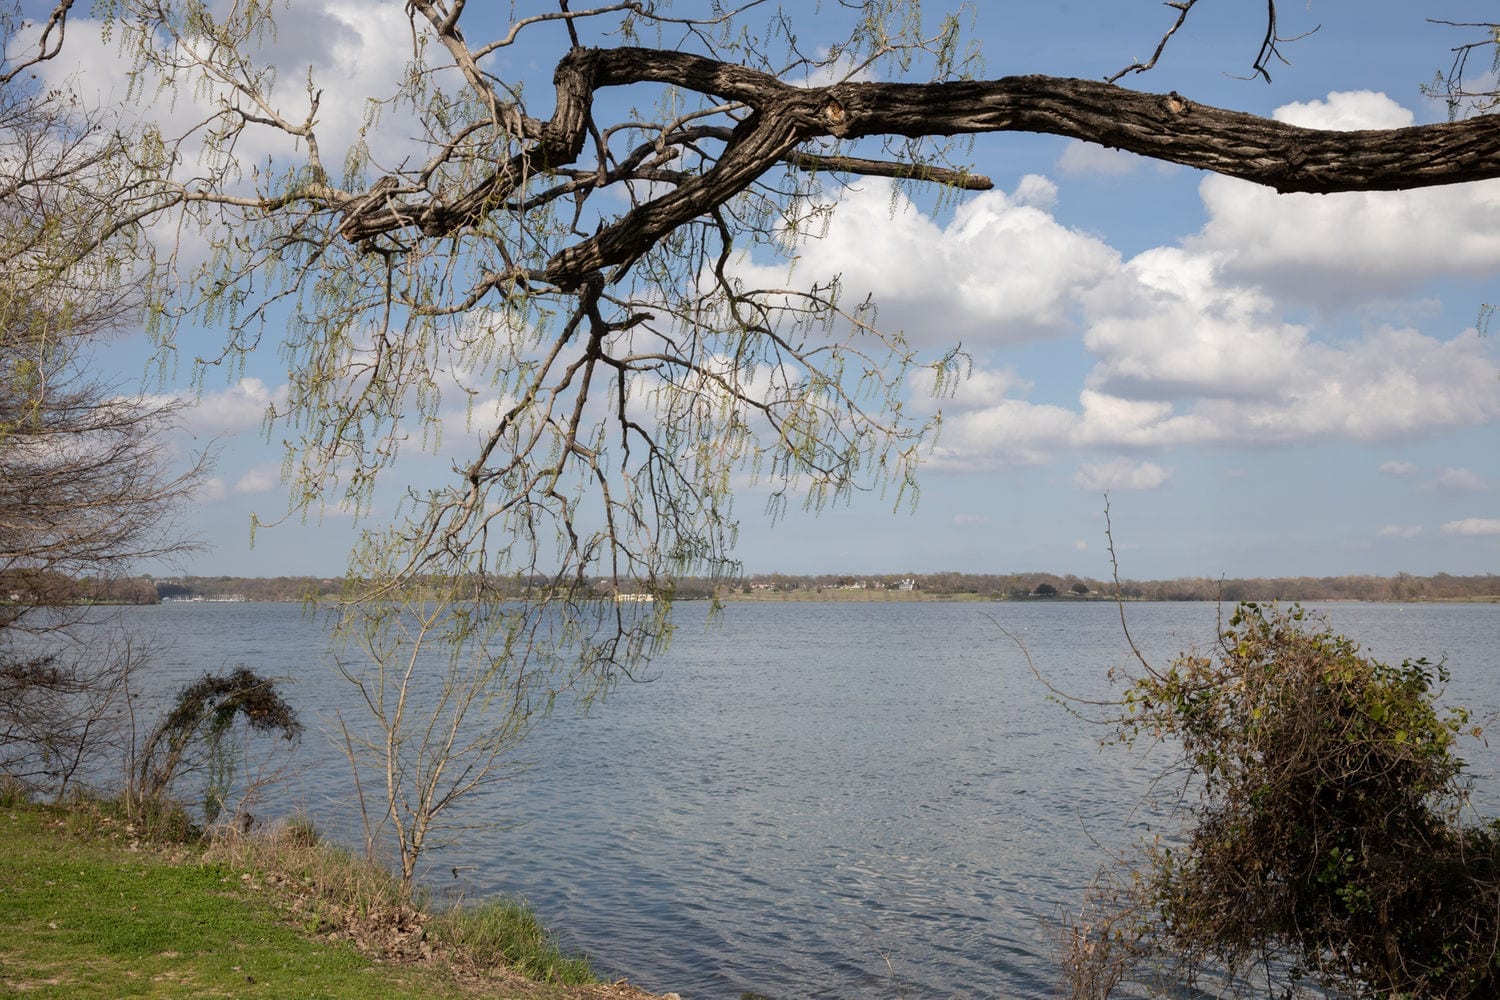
[24,3,435,274]
[31,3,427,176]
[1273,91,1415,130]
[196,478,230,504]
[1377,525,1423,539]
[869,86,1500,474]
[792,51,880,87]
[917,315,1498,471]
[1189,91,1500,305]
[1079,251,1500,444]
[1073,458,1173,492]
[908,365,1029,412]
[1081,247,1307,399]
[732,177,1119,346]
[1442,518,1500,536]
[176,378,287,436]
[926,393,1078,468]
[1181,326,1500,444]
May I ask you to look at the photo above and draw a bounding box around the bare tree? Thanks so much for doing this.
[0,19,203,613]
[0,6,208,798]
[333,584,533,897]
[0,629,157,800]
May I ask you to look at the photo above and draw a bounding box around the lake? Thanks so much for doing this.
[125,599,1500,998]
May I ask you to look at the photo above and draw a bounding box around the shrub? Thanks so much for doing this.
[1067,603,1500,998]
[135,666,301,823]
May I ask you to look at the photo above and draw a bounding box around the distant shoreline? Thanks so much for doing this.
[64,571,1498,606]
[134,588,1500,605]
[712,590,1500,604]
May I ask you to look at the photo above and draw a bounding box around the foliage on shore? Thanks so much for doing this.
[1064,604,1500,998]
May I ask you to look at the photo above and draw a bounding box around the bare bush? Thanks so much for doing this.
[136,666,302,824]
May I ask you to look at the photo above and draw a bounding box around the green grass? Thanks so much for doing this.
[430,898,594,986]
[0,807,373,998]
[0,803,617,1000]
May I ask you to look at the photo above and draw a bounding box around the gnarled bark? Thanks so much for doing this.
[332,45,1500,292]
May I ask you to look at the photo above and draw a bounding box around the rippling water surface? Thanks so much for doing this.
[130,599,1500,998]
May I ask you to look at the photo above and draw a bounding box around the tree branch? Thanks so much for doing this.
[331,45,1500,292]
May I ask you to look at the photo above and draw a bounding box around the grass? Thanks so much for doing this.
[0,805,382,998]
[429,898,594,986]
[0,800,647,1000]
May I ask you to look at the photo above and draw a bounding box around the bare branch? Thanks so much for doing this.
[0,1,77,85]
[1107,0,1205,84]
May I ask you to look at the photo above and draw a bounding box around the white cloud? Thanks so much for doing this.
[733,177,1119,346]
[908,365,1029,412]
[1058,141,1146,177]
[32,4,427,176]
[1272,91,1415,130]
[25,3,436,278]
[926,394,1079,468]
[953,513,990,527]
[177,378,287,435]
[1434,467,1488,493]
[1200,326,1500,444]
[878,88,1500,473]
[196,478,230,503]
[233,465,282,495]
[1073,458,1173,492]
[914,316,1498,471]
[1377,525,1423,539]
[1188,91,1500,305]
[1081,247,1307,398]
[1442,518,1500,536]
[1080,251,1500,445]
[793,51,880,87]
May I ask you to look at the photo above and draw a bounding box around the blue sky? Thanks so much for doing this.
[25,1,1500,580]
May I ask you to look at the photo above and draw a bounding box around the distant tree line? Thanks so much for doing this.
[7,571,1494,607]
[1,570,161,606]
[707,571,1500,602]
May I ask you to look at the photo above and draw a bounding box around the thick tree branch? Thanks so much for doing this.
[575,47,1500,197]
[333,45,1500,292]
[812,73,1493,194]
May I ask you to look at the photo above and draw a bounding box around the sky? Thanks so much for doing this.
[18,1,1500,581]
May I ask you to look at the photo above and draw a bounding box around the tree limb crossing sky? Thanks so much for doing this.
[25,0,1500,580]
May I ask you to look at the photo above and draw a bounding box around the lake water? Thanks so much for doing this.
[124,599,1500,999]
